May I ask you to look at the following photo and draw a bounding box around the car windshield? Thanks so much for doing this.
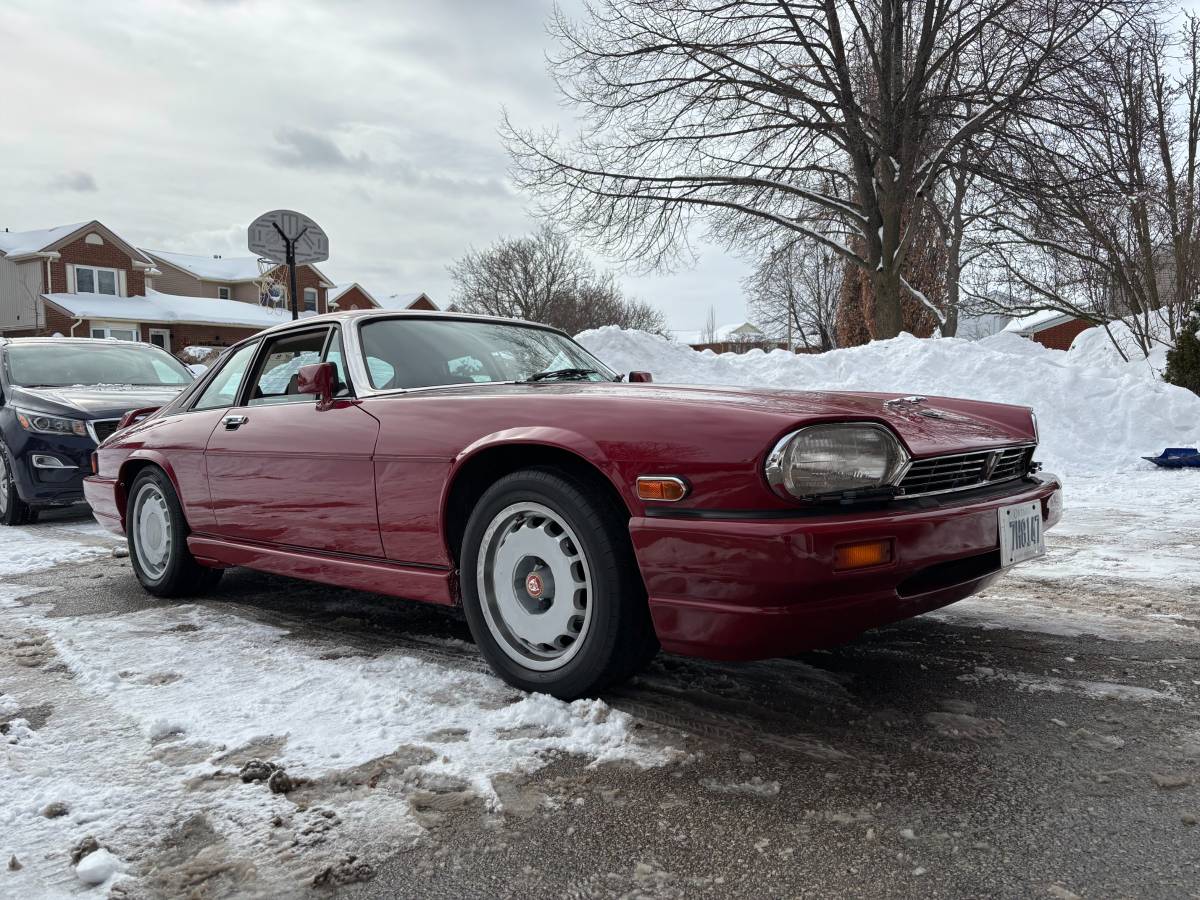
[358,318,617,390]
[6,343,193,388]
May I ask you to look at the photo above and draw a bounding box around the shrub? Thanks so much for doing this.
[1164,302,1200,396]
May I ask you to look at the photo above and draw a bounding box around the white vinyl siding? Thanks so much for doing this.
[0,257,45,331]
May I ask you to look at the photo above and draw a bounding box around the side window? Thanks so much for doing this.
[193,343,258,411]
[247,329,329,406]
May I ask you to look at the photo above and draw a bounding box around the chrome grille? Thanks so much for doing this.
[87,419,121,445]
[897,445,1034,498]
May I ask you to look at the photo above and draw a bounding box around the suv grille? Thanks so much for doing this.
[897,445,1034,498]
[88,419,121,445]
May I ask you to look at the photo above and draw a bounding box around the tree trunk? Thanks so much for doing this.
[872,269,904,339]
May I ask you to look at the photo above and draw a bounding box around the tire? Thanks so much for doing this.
[126,467,223,597]
[460,467,658,700]
[0,441,37,526]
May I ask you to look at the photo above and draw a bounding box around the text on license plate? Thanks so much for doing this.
[998,500,1045,567]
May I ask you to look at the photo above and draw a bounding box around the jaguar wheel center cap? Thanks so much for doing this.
[525,572,545,599]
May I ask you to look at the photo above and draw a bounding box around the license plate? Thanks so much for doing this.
[999,500,1045,567]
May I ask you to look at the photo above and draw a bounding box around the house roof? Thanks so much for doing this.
[328,282,380,308]
[43,290,290,330]
[673,321,766,344]
[378,291,438,310]
[144,249,337,289]
[1002,309,1080,335]
[0,221,154,265]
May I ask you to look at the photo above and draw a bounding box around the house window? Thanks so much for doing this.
[303,287,318,313]
[217,286,231,300]
[75,265,120,296]
[148,328,171,352]
[90,321,139,341]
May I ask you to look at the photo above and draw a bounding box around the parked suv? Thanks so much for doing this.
[0,337,194,525]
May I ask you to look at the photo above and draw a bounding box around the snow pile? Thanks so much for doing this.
[578,326,1200,474]
[0,521,116,576]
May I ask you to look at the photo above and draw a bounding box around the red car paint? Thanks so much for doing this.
[84,311,1061,660]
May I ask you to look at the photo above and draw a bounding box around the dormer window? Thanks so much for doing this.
[217,286,231,300]
[74,265,120,296]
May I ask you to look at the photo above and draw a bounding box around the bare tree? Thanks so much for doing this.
[448,224,668,335]
[700,305,718,343]
[506,0,1142,340]
[972,16,1199,357]
[745,240,840,350]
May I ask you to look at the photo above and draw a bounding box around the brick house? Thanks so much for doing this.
[1003,310,1093,351]
[327,285,444,313]
[143,249,336,320]
[0,220,296,352]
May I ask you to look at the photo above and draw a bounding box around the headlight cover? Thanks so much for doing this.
[765,423,909,499]
[14,408,88,437]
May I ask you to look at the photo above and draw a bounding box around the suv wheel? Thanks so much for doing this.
[0,442,37,526]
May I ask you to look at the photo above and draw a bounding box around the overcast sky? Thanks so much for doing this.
[0,0,750,331]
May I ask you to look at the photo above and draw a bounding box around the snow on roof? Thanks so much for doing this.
[43,290,288,329]
[673,321,766,344]
[377,291,438,310]
[1002,309,1078,334]
[0,222,90,257]
[144,250,266,283]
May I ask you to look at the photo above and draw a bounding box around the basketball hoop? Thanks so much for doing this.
[247,209,329,321]
[256,258,287,313]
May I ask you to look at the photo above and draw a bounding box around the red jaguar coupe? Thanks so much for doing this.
[85,311,1062,698]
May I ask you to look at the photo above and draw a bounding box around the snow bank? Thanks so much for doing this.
[577,327,1200,475]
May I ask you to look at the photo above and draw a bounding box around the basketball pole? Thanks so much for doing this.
[272,222,308,321]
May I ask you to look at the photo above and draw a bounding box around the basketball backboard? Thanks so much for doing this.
[247,209,329,264]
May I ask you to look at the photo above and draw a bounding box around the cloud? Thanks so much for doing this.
[50,170,97,192]
[271,128,370,171]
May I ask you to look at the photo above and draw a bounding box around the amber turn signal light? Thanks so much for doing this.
[636,476,688,502]
[834,539,893,571]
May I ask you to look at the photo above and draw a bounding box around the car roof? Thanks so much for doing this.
[0,336,170,347]
[252,308,569,340]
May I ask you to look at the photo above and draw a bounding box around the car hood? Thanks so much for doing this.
[501,381,1036,457]
[7,385,185,420]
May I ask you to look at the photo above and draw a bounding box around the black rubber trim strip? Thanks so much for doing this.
[642,477,1044,521]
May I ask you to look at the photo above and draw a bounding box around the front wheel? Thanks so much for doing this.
[0,442,37,526]
[460,467,657,700]
[127,468,222,597]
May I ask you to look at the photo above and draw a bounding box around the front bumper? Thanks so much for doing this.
[4,430,94,507]
[631,475,1062,660]
[83,474,124,535]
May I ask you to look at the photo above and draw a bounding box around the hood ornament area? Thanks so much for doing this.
[884,396,927,407]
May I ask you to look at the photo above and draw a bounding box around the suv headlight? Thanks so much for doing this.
[765,423,909,499]
[14,408,88,437]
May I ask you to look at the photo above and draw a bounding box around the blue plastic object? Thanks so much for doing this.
[1143,447,1200,468]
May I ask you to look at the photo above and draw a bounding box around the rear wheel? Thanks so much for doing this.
[460,467,657,700]
[0,442,37,526]
[127,468,222,597]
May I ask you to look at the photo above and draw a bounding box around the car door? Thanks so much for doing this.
[204,325,384,557]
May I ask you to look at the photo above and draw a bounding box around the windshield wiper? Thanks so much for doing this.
[524,367,602,383]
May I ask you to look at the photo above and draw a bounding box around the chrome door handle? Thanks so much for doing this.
[222,414,249,429]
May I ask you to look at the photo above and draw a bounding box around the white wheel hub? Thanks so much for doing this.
[477,502,593,671]
[132,482,172,579]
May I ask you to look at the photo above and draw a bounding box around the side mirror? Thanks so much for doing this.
[117,406,160,430]
[628,371,653,383]
[297,362,336,411]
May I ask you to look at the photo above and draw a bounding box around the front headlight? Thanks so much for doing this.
[765,423,909,499]
[14,408,88,437]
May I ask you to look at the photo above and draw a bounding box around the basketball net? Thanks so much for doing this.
[256,258,288,314]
